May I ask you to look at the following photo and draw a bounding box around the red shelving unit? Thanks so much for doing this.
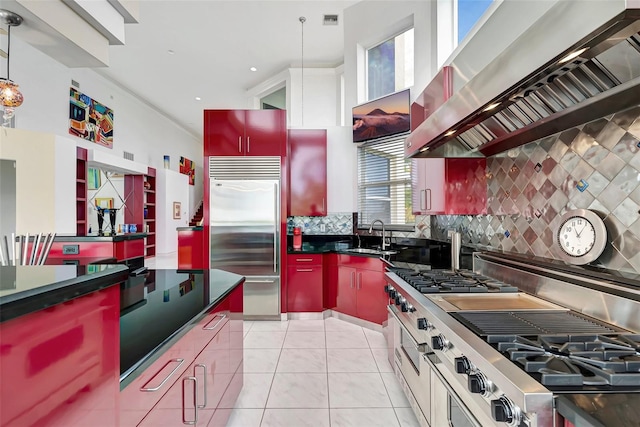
[76,147,88,236]
[124,166,156,258]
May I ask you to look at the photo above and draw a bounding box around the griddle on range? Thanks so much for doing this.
[453,311,640,390]
[391,268,518,293]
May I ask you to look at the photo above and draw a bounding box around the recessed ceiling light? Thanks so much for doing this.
[250,67,257,72]
[420,147,429,153]
[483,102,501,112]
[444,129,457,137]
[558,47,588,64]
[168,49,175,55]
[195,97,201,101]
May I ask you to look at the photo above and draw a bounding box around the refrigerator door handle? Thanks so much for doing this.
[273,182,278,273]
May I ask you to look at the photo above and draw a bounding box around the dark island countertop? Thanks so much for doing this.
[177,226,203,231]
[0,264,130,322]
[53,233,147,242]
[119,268,244,387]
[556,393,640,427]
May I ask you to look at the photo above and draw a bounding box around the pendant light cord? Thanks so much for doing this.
[299,16,305,126]
[6,23,11,80]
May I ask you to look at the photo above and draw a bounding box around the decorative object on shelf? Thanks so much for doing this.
[0,9,24,127]
[163,155,170,169]
[96,207,118,236]
[556,208,607,265]
[179,156,195,185]
[143,181,151,190]
[69,87,114,147]
[173,202,181,219]
[88,168,101,189]
[95,197,114,209]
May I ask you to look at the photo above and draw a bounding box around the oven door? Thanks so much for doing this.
[428,353,483,427]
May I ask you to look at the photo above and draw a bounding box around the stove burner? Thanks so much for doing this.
[390,268,518,294]
[492,334,640,387]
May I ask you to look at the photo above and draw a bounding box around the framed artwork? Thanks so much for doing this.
[88,168,101,190]
[179,156,195,185]
[69,87,114,148]
[173,202,181,219]
[95,198,114,209]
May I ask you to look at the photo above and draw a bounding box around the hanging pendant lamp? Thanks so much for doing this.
[0,9,24,126]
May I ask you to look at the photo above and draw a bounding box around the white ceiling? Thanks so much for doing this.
[96,1,359,139]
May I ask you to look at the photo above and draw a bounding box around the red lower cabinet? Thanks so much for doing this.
[0,286,120,427]
[287,254,323,312]
[329,255,388,325]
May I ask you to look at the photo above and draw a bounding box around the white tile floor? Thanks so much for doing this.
[145,253,420,426]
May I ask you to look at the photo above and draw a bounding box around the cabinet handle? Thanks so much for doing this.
[194,364,207,409]
[296,268,313,272]
[426,189,431,211]
[350,271,355,289]
[203,313,227,330]
[238,136,242,153]
[295,258,313,262]
[140,358,185,391]
[322,198,325,213]
[420,190,426,211]
[182,376,198,425]
[357,272,362,290]
[247,136,250,153]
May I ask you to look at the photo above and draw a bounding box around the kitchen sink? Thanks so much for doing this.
[344,248,398,256]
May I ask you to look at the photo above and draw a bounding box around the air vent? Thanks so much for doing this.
[71,79,80,89]
[323,14,338,25]
[123,151,134,161]
[209,156,280,180]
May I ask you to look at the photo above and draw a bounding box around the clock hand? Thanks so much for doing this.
[576,223,587,238]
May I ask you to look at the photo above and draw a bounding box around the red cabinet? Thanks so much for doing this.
[412,158,487,215]
[288,129,327,216]
[0,285,120,427]
[178,227,205,269]
[328,255,388,325]
[204,109,285,157]
[287,254,324,312]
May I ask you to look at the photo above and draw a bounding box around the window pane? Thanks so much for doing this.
[367,28,414,100]
[458,0,492,43]
[357,134,414,229]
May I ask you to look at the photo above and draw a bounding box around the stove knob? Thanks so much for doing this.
[389,290,397,299]
[454,356,472,374]
[400,302,408,312]
[407,304,416,313]
[491,395,521,426]
[384,284,392,293]
[431,334,449,351]
[417,318,433,330]
[394,295,402,305]
[468,371,493,397]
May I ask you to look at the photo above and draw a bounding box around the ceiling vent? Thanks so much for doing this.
[323,14,339,26]
[123,151,134,161]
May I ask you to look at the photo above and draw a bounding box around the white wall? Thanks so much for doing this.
[156,168,189,254]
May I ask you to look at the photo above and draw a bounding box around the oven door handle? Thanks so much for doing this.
[387,306,428,352]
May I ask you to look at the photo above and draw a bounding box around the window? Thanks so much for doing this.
[367,28,414,100]
[357,134,414,229]
[457,0,493,43]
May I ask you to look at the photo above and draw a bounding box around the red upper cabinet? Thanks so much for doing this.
[412,158,487,215]
[288,129,327,216]
[204,109,285,157]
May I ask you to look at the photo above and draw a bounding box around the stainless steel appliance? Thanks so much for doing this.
[384,255,640,427]
[209,157,281,319]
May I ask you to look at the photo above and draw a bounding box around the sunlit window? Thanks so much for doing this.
[366,28,414,100]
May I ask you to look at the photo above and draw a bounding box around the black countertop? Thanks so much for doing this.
[557,393,640,427]
[0,264,130,322]
[119,268,244,387]
[53,233,147,242]
[177,226,203,231]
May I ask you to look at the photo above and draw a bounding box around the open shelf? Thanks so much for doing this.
[76,147,88,236]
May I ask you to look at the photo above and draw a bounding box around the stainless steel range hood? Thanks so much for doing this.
[407,1,640,158]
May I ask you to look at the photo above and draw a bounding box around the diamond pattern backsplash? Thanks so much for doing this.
[287,213,354,235]
[431,105,640,274]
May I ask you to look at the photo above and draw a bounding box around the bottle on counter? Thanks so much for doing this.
[293,227,302,250]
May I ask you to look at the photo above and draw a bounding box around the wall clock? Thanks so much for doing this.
[556,209,607,265]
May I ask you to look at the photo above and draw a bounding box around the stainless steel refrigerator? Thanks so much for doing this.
[209,157,281,319]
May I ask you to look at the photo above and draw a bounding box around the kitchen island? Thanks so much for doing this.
[0,264,129,427]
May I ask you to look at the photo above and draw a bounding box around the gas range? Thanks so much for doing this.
[390,267,519,293]
[384,255,640,427]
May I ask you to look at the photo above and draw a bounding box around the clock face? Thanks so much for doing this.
[555,209,607,265]
[558,216,595,257]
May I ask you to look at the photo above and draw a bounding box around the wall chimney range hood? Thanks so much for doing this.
[406,1,640,158]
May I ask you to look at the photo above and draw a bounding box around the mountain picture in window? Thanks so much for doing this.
[353,89,410,143]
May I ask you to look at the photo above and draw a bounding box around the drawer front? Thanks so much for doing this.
[287,265,323,312]
[287,253,323,265]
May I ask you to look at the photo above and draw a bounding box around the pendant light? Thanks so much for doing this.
[299,16,305,126]
[0,9,24,126]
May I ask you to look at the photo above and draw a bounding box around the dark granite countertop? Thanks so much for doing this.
[119,268,244,387]
[556,393,640,427]
[53,233,147,242]
[177,226,203,231]
[0,264,130,322]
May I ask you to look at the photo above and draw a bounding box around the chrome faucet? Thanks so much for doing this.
[368,219,388,251]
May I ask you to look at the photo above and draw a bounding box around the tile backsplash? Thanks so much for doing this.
[431,105,640,274]
[287,213,354,235]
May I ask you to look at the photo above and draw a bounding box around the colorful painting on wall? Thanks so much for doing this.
[179,156,195,185]
[88,168,101,190]
[69,87,114,148]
